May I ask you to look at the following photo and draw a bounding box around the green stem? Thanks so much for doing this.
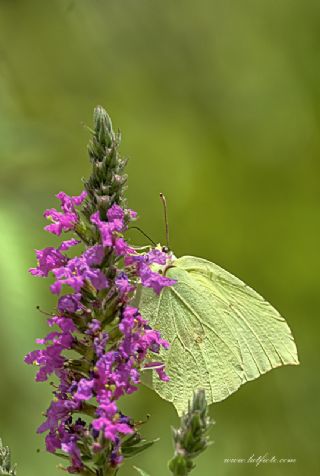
[102,466,117,476]
[79,469,96,476]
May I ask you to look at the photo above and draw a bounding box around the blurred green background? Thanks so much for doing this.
[0,0,319,475]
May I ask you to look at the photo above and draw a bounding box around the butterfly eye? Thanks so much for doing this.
[162,246,169,253]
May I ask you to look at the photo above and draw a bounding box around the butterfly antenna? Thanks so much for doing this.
[127,226,157,246]
[36,305,54,317]
[160,192,170,249]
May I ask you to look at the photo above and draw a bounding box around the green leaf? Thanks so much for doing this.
[133,466,151,476]
[122,438,159,459]
[139,255,299,415]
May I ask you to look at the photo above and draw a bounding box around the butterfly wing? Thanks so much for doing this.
[139,255,299,415]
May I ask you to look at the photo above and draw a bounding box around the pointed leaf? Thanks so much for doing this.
[133,466,151,476]
[122,438,159,458]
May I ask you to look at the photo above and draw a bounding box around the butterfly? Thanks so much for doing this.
[139,254,299,415]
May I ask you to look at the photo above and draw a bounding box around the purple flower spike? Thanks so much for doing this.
[26,110,175,474]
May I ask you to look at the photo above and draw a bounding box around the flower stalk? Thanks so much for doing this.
[82,106,128,222]
[0,439,16,476]
[168,390,213,476]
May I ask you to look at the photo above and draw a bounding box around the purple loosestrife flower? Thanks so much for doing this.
[58,293,82,314]
[90,204,127,248]
[26,106,176,475]
[74,378,95,401]
[44,191,87,236]
[138,263,176,295]
[115,272,134,297]
[125,249,177,294]
[29,247,67,277]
